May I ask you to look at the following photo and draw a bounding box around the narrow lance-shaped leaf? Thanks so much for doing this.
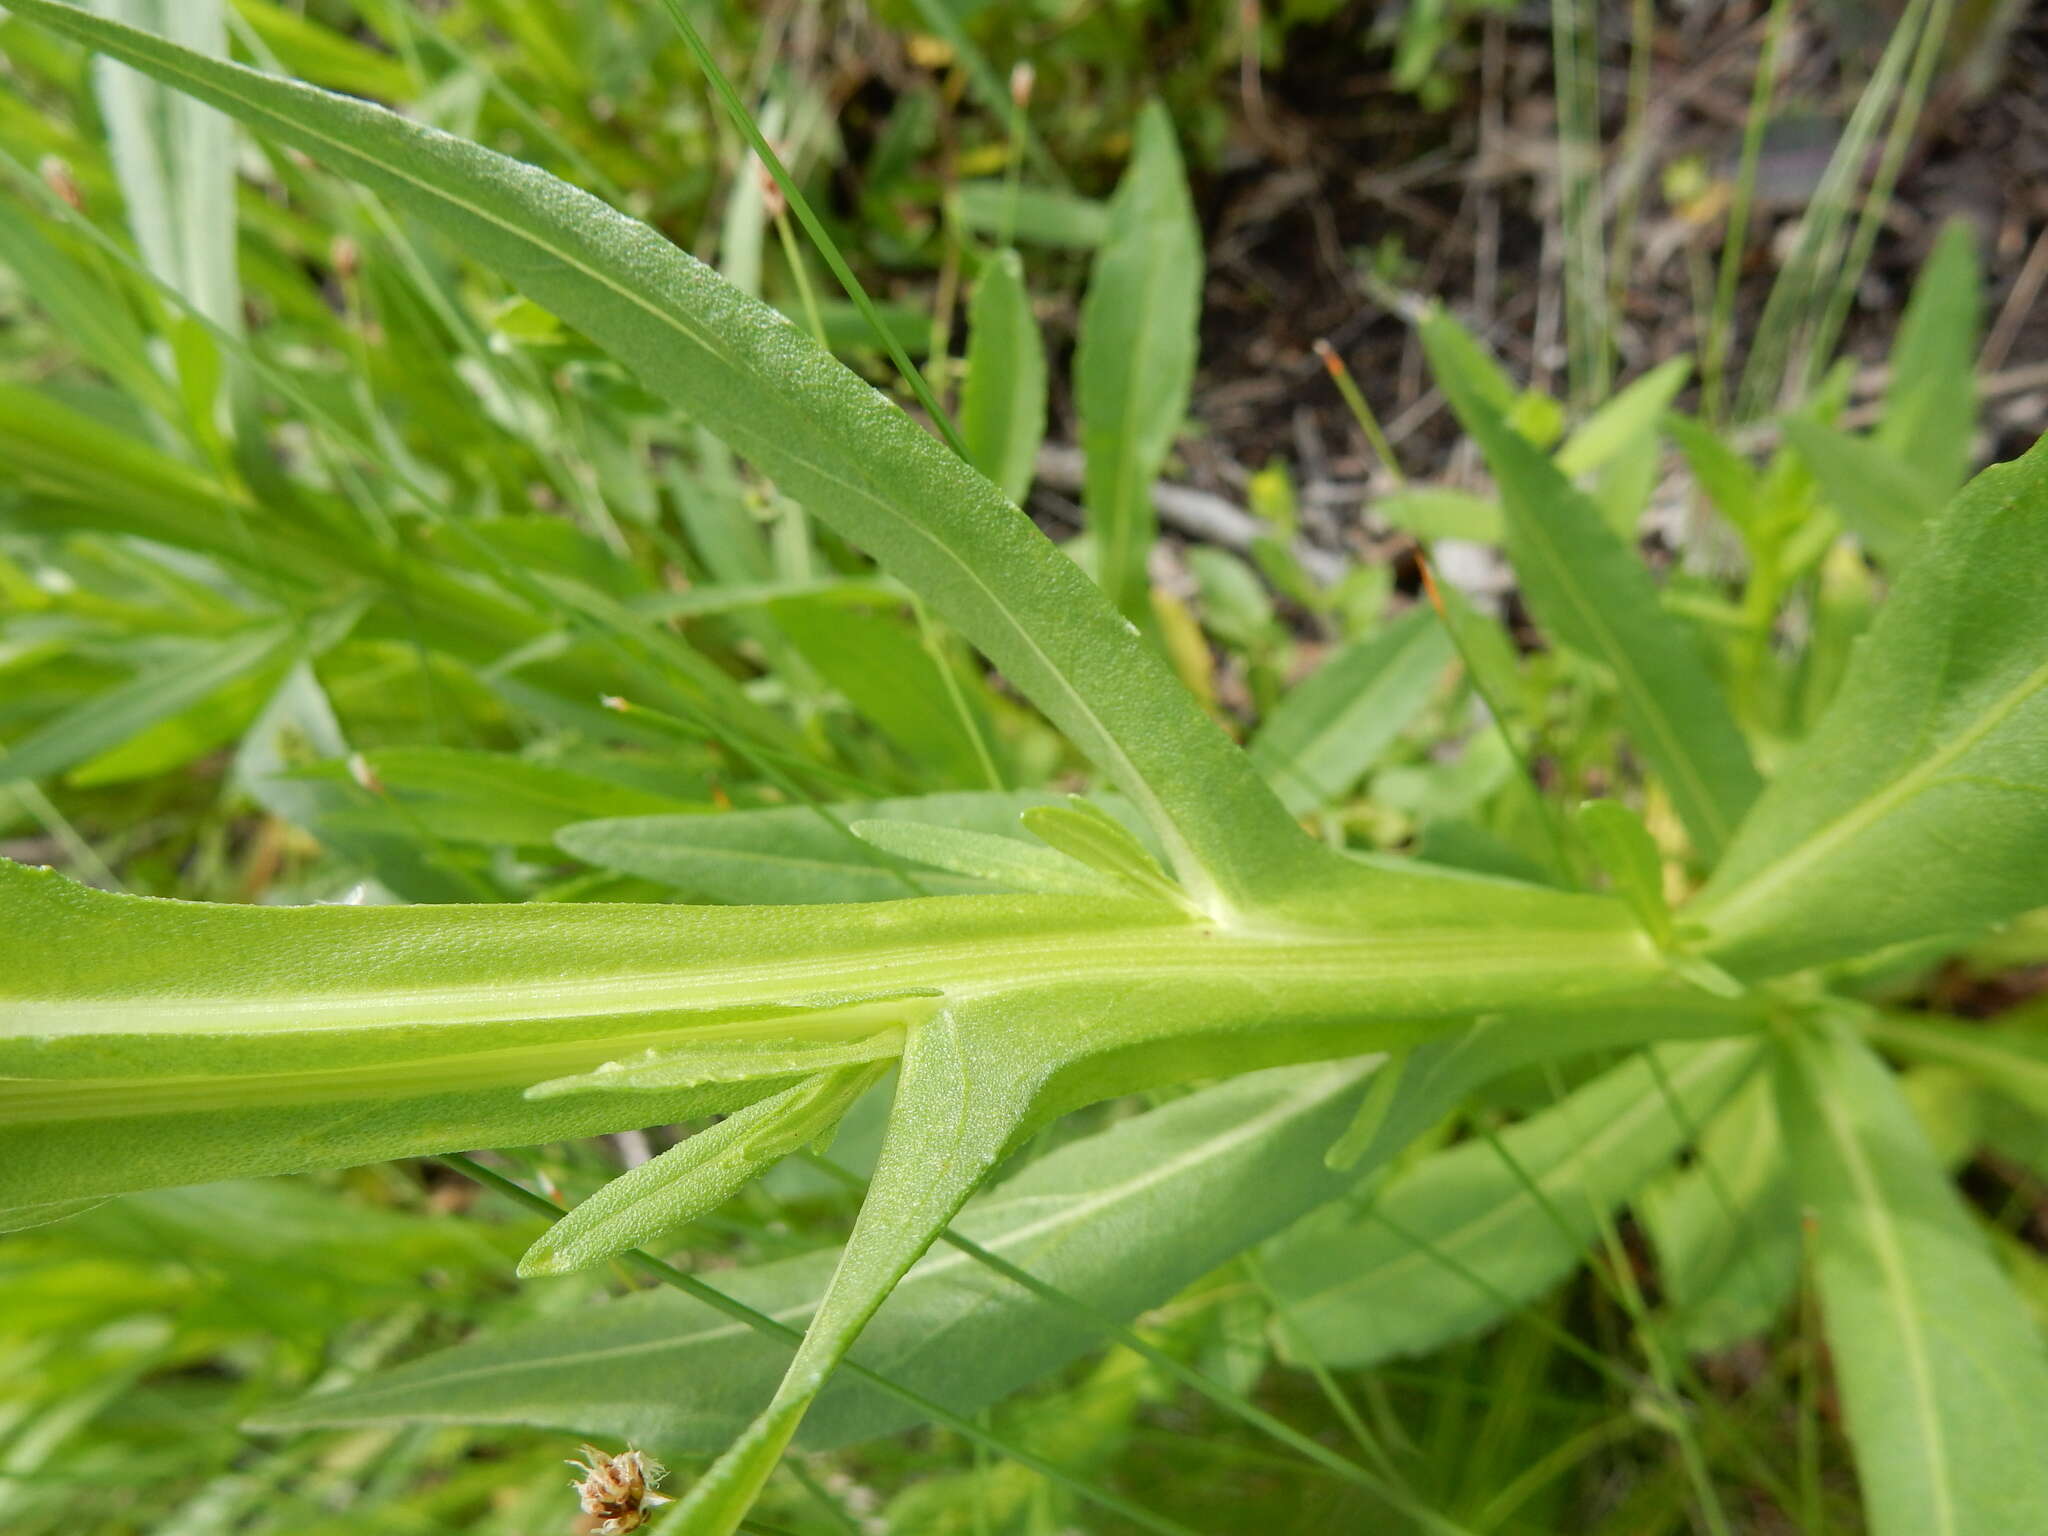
[1693,435,2048,976]
[1075,100,1202,622]
[849,820,1125,897]
[85,0,241,337]
[519,1059,897,1278]
[1574,798,1672,946]
[1879,218,1981,502]
[255,1055,1399,1449]
[0,202,180,418]
[1421,312,1762,863]
[291,746,703,848]
[1552,355,1692,479]
[556,792,1061,905]
[1775,1018,2048,1536]
[1247,607,1455,815]
[765,593,1001,789]
[3,0,1316,917]
[1863,1011,2048,1121]
[959,249,1046,505]
[1638,1071,1800,1353]
[663,1006,1047,1536]
[954,182,1109,249]
[1264,1037,1761,1367]
[1780,416,1943,566]
[1020,799,1193,909]
[0,622,314,788]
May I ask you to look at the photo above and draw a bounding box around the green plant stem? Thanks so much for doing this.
[1241,1249,1405,1481]
[1801,0,1955,390]
[1315,339,1406,484]
[1426,557,1577,879]
[772,205,829,348]
[438,1153,1199,1536]
[1703,0,1790,423]
[911,597,1007,793]
[1549,0,1609,409]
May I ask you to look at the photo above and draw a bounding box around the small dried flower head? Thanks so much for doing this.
[39,155,83,211]
[1009,61,1035,111]
[755,153,787,222]
[345,752,385,795]
[568,1445,672,1534]
[330,234,361,282]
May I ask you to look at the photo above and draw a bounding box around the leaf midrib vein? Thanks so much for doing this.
[1809,1047,1954,1536]
[1514,481,1736,856]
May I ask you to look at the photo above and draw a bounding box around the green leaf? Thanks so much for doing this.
[1693,437,2048,975]
[254,1056,1396,1448]
[65,659,292,788]
[1664,411,1762,546]
[1075,100,1202,620]
[662,1005,1045,1536]
[849,820,1124,897]
[1553,355,1692,478]
[1781,416,1945,565]
[0,200,180,419]
[1879,218,1981,501]
[0,624,302,787]
[294,747,702,846]
[230,0,417,101]
[3,0,1321,916]
[1247,608,1455,815]
[954,182,1109,249]
[1264,1037,1760,1367]
[557,793,1053,904]
[1589,424,1662,539]
[766,594,999,789]
[1776,1019,2048,1536]
[1574,798,1673,946]
[1637,1071,1799,1353]
[519,1061,896,1278]
[1864,1012,2048,1121]
[84,0,241,341]
[1421,311,1762,863]
[528,1024,915,1099]
[959,250,1046,505]
[0,1195,111,1233]
[1370,487,1503,544]
[1020,798,1191,908]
